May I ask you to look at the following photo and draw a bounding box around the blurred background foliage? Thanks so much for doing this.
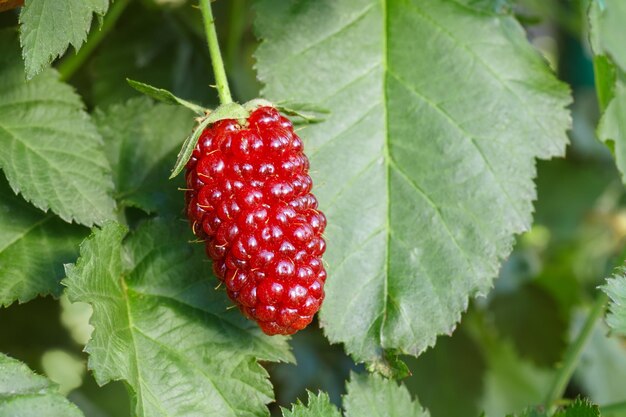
[0,1,624,416]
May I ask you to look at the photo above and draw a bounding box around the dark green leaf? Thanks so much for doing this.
[255,0,571,363]
[0,30,116,226]
[63,220,293,417]
[19,0,109,79]
[0,176,86,307]
[95,97,195,214]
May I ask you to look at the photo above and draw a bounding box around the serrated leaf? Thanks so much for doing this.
[19,0,108,79]
[63,220,293,417]
[344,372,429,417]
[126,79,206,115]
[281,373,428,417]
[603,268,626,335]
[554,398,600,417]
[589,0,626,185]
[0,353,84,417]
[170,102,249,179]
[588,0,626,72]
[0,175,86,307]
[0,30,116,226]
[95,97,195,214]
[281,392,342,417]
[255,0,571,362]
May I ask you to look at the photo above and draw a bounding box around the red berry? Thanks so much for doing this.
[185,106,327,335]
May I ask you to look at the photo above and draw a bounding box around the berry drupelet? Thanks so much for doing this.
[185,106,327,335]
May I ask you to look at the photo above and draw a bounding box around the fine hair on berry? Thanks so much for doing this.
[185,106,327,335]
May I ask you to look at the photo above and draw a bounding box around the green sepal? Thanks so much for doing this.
[276,100,330,124]
[169,102,249,179]
[243,98,330,124]
[127,79,207,116]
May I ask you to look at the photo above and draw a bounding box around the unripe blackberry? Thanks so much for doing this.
[185,106,327,335]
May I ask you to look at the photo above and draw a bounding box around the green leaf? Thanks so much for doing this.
[126,79,206,116]
[597,83,626,183]
[255,0,571,362]
[603,268,626,335]
[169,102,249,179]
[281,392,342,417]
[95,97,195,214]
[0,353,83,417]
[281,373,428,417]
[63,220,293,417]
[0,175,86,307]
[19,0,109,79]
[0,30,116,226]
[588,0,626,72]
[344,372,429,417]
[554,398,600,417]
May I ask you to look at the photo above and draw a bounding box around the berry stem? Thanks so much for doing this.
[57,0,131,81]
[543,293,608,413]
[199,0,233,105]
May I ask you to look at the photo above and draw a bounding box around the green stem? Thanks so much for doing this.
[57,0,131,81]
[199,0,233,104]
[543,294,608,413]
[601,400,626,415]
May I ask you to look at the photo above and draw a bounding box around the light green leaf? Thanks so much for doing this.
[0,30,116,226]
[344,372,429,417]
[255,0,571,363]
[603,269,626,335]
[281,392,342,417]
[281,373,428,417]
[63,220,293,417]
[126,79,206,116]
[19,0,109,79]
[95,97,195,214]
[588,0,626,72]
[0,175,86,307]
[0,353,83,417]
